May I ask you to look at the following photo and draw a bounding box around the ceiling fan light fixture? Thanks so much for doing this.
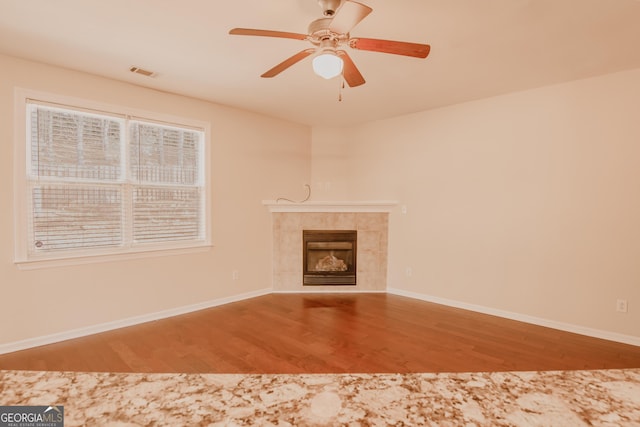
[229,0,430,87]
[312,51,343,79]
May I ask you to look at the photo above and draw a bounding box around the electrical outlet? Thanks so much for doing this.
[405,267,412,277]
[616,299,628,313]
[232,270,239,281]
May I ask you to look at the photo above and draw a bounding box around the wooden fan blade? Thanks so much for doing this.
[229,28,308,41]
[261,49,316,78]
[329,1,373,35]
[350,37,431,58]
[337,50,365,87]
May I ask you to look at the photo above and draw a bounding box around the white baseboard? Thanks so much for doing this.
[0,287,272,355]
[387,287,640,347]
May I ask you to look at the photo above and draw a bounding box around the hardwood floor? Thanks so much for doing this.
[0,293,639,374]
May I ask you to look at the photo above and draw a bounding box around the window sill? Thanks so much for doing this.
[14,244,212,270]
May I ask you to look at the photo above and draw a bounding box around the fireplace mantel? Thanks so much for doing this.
[262,200,398,213]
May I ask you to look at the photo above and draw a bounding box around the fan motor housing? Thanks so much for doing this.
[308,18,332,35]
[308,17,348,45]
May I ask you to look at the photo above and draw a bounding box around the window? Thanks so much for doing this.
[14,90,210,266]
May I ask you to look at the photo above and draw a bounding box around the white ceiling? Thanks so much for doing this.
[1,0,640,126]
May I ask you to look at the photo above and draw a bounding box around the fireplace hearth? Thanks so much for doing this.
[303,230,357,286]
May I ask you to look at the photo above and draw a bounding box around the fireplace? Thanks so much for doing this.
[265,202,393,291]
[303,230,357,286]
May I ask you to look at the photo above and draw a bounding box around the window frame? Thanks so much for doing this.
[13,88,212,269]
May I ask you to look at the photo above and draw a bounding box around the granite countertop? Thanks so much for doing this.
[1,368,639,426]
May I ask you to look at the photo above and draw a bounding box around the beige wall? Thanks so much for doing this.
[317,68,640,338]
[310,127,351,201]
[0,54,311,346]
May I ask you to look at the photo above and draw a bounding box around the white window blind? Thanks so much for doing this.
[129,121,203,244]
[25,101,206,260]
[30,184,123,251]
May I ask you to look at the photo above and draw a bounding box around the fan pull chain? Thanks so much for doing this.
[338,79,345,102]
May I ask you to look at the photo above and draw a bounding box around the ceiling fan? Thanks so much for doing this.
[229,0,431,87]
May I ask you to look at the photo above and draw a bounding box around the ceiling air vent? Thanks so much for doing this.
[129,66,155,77]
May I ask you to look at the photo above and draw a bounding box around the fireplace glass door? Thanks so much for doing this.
[303,230,356,285]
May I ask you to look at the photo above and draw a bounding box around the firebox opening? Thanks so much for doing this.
[303,230,357,286]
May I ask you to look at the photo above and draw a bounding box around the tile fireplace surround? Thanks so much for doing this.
[264,201,397,292]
